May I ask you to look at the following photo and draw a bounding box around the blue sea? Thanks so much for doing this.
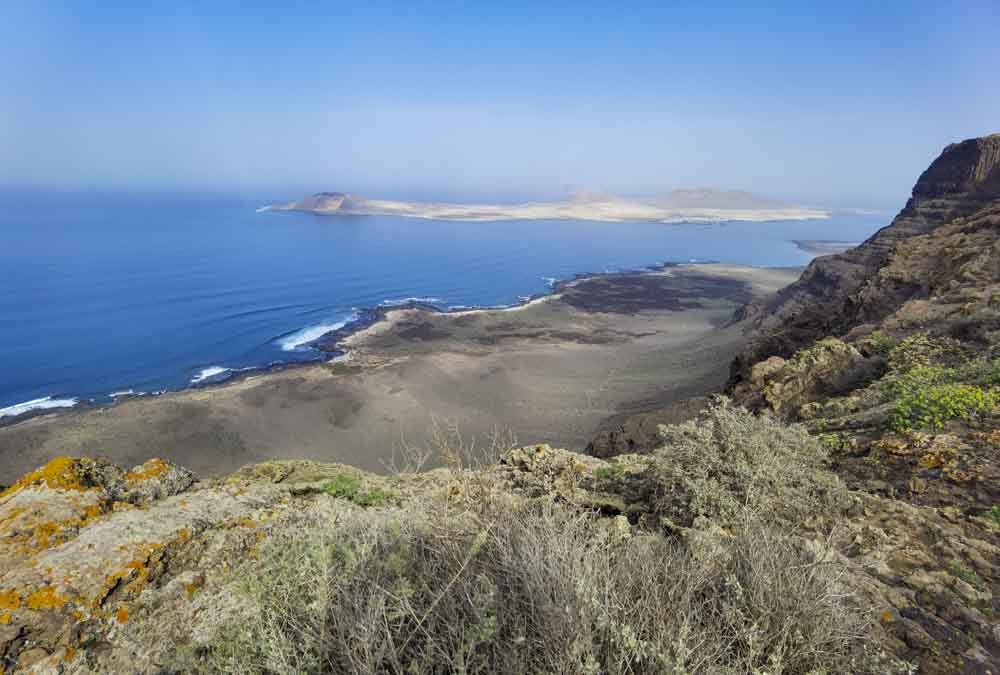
[0,193,887,417]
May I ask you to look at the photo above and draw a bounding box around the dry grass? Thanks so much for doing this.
[170,406,909,674]
[185,501,896,674]
[385,416,519,474]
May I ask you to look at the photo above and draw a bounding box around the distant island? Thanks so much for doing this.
[792,239,860,256]
[259,188,831,224]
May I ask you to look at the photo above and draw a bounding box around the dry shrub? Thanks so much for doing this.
[386,417,518,474]
[190,500,896,674]
[651,398,850,531]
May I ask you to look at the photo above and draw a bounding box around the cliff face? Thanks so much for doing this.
[729,133,1000,389]
[723,135,1000,674]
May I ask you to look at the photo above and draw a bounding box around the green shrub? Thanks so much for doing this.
[982,505,1000,529]
[861,330,898,357]
[651,398,849,531]
[881,365,954,400]
[956,357,1000,387]
[890,383,998,431]
[950,560,983,588]
[886,333,965,373]
[321,472,394,507]
[593,463,626,482]
[190,503,888,675]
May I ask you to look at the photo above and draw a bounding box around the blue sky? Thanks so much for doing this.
[1,1,998,207]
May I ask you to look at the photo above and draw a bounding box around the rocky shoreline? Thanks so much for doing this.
[0,263,799,484]
[0,261,751,431]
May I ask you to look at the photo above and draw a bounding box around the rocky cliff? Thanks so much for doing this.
[724,133,1000,673]
[730,133,1000,390]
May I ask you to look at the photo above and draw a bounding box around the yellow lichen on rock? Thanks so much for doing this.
[25,586,68,610]
[0,457,87,498]
[0,590,21,610]
[124,458,170,483]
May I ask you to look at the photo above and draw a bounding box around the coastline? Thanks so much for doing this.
[0,260,708,429]
[0,262,801,483]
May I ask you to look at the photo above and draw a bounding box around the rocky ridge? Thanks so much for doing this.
[730,133,1000,382]
[724,133,1000,672]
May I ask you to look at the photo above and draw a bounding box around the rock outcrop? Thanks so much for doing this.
[0,449,642,673]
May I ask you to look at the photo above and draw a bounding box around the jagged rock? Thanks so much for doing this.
[730,133,1000,394]
[734,337,867,418]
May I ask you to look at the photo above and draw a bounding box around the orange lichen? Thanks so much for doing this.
[102,543,167,604]
[0,613,11,625]
[917,447,963,480]
[0,457,87,498]
[6,499,110,556]
[63,647,77,662]
[115,606,130,623]
[26,586,68,610]
[124,458,170,482]
[0,590,21,610]
[0,506,26,531]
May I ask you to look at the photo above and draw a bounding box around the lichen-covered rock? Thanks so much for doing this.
[0,450,643,673]
[743,337,866,417]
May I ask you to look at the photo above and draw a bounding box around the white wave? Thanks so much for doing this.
[0,396,78,419]
[277,314,357,351]
[541,276,558,287]
[191,366,231,384]
[379,296,444,307]
[110,389,137,398]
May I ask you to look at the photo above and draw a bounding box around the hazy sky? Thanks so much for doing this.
[2,1,998,207]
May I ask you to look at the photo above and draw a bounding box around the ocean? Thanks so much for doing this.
[0,193,885,416]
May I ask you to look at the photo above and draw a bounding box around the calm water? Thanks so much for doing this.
[0,194,886,414]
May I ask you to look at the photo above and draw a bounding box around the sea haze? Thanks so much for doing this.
[0,193,884,414]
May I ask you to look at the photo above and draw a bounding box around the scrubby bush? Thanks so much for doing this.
[191,502,885,675]
[890,383,998,431]
[321,472,394,507]
[860,330,898,357]
[881,364,954,400]
[886,333,965,373]
[956,357,1000,387]
[651,399,849,531]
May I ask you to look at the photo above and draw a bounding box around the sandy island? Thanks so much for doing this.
[0,264,800,483]
[262,190,831,224]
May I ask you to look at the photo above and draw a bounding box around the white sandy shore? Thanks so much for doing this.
[262,192,830,224]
